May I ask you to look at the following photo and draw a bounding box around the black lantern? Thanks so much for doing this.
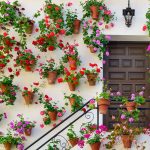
[123,0,135,27]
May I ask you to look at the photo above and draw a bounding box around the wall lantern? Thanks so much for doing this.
[123,0,135,27]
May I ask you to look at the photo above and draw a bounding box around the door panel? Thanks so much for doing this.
[103,42,150,128]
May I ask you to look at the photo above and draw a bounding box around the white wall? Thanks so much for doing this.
[0,0,150,150]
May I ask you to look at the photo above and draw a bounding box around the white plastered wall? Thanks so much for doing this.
[0,0,150,150]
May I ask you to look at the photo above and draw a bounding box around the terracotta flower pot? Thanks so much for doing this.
[98,98,110,114]
[3,142,11,150]
[89,46,96,53]
[67,82,76,91]
[22,91,34,105]
[0,84,8,93]
[126,102,136,112]
[69,138,79,147]
[25,66,32,72]
[24,127,32,136]
[86,73,98,86]
[121,135,133,148]
[47,71,57,84]
[73,19,81,34]
[68,57,77,70]
[90,142,101,150]
[48,111,57,121]
[69,98,76,106]
[90,5,99,20]
[26,20,34,34]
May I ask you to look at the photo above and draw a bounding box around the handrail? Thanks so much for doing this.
[37,108,93,150]
[25,99,95,150]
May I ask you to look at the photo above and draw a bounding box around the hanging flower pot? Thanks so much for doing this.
[48,111,57,121]
[98,98,110,114]
[86,73,98,86]
[69,98,76,106]
[69,138,79,147]
[89,46,96,53]
[25,20,34,34]
[25,66,32,72]
[126,102,136,112]
[67,82,76,91]
[90,6,99,20]
[3,142,11,150]
[121,135,133,148]
[68,57,77,70]
[47,71,57,84]
[73,19,81,34]
[22,91,34,105]
[0,84,8,93]
[24,127,32,136]
[90,142,101,150]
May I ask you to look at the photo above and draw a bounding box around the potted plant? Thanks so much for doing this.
[9,114,36,136]
[39,94,66,125]
[15,49,37,71]
[125,92,145,112]
[80,125,108,150]
[0,132,24,150]
[57,68,84,91]
[83,63,101,86]
[0,76,13,93]
[0,34,17,53]
[67,125,79,147]
[0,1,21,27]
[81,0,114,21]
[65,10,81,35]
[47,140,60,150]
[64,94,84,112]
[0,76,19,105]
[32,30,58,52]
[40,59,64,84]
[83,22,111,59]
[113,91,145,112]
[0,52,12,71]
[96,84,111,114]
[61,43,81,70]
[22,86,39,105]
[81,123,97,134]
[44,0,64,29]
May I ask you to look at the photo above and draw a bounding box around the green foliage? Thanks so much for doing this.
[15,50,37,70]
[81,0,114,23]
[83,22,110,60]
[65,10,78,36]
[0,34,17,53]
[40,59,64,78]
[96,84,110,100]
[47,140,60,150]
[67,125,78,140]
[0,76,13,86]
[44,0,64,28]
[134,96,145,105]
[0,132,22,145]
[0,76,19,105]
[87,134,100,144]
[0,113,3,122]
[64,94,84,112]
[146,8,150,36]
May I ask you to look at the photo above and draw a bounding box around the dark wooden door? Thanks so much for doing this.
[104,42,150,128]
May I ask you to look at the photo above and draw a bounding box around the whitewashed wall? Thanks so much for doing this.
[0,0,150,150]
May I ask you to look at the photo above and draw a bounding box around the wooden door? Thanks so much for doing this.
[103,42,150,128]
